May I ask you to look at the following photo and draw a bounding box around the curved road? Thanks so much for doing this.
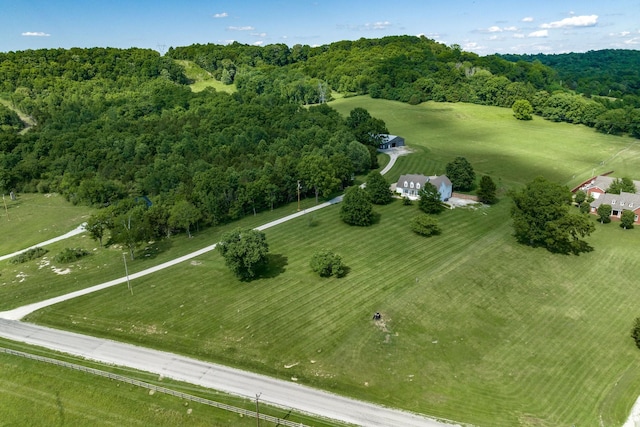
[0,148,458,427]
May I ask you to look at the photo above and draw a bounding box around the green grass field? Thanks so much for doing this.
[15,98,640,426]
[175,59,237,93]
[0,193,91,254]
[0,339,342,427]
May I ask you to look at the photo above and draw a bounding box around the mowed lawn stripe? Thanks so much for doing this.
[26,98,640,426]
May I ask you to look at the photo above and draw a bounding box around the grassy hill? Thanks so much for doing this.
[21,98,640,426]
[175,59,236,93]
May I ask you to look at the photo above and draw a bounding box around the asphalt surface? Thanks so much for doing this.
[0,319,457,427]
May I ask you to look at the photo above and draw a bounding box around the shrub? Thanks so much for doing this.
[10,247,48,264]
[410,214,441,237]
[310,249,345,278]
[53,247,90,263]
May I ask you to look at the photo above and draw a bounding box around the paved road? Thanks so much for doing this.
[0,319,457,427]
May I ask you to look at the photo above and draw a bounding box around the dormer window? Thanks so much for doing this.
[630,203,634,208]
[612,199,616,205]
[416,183,421,190]
[410,182,414,189]
[621,202,625,207]
[404,181,408,188]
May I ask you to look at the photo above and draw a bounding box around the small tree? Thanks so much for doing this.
[418,183,445,214]
[477,175,497,204]
[446,157,475,191]
[310,249,345,277]
[410,214,441,237]
[217,228,269,280]
[85,211,111,247]
[512,99,533,120]
[574,190,587,205]
[621,210,635,229]
[340,186,374,226]
[579,201,591,214]
[169,200,201,238]
[365,171,393,205]
[607,177,636,195]
[597,204,612,223]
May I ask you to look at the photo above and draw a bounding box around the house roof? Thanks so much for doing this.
[582,175,640,195]
[590,191,640,211]
[396,174,451,189]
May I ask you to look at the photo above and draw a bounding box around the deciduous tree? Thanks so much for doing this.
[410,214,441,237]
[621,210,635,229]
[340,186,373,226]
[477,175,498,204]
[310,249,345,277]
[169,200,201,238]
[365,171,393,205]
[418,183,445,214]
[217,228,269,280]
[511,177,594,254]
[445,157,476,191]
[607,177,636,195]
[597,204,612,223]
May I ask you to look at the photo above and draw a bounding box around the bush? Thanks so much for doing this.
[310,249,345,277]
[53,247,90,263]
[10,247,48,264]
[631,317,640,349]
[410,214,441,237]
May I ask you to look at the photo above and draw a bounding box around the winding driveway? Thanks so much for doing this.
[0,148,461,427]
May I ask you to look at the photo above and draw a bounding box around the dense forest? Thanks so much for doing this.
[0,36,639,246]
[499,49,640,98]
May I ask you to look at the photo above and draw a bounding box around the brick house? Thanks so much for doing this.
[581,175,640,224]
[590,192,640,223]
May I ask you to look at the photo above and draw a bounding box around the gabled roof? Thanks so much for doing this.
[582,175,640,195]
[396,174,451,189]
[590,191,640,211]
[429,175,452,189]
[397,174,429,188]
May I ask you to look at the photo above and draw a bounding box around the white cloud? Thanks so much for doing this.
[528,30,548,38]
[625,37,640,45]
[522,17,534,23]
[227,26,254,31]
[22,31,50,37]
[364,21,391,30]
[253,41,264,46]
[541,15,598,29]
[251,32,267,38]
[213,12,228,18]
[488,26,502,33]
[503,26,518,32]
[513,33,526,39]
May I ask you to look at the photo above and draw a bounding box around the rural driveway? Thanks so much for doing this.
[0,319,457,427]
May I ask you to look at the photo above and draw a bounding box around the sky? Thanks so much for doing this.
[1,0,639,55]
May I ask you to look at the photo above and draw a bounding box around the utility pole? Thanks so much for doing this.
[255,392,262,427]
[297,180,301,212]
[123,253,132,295]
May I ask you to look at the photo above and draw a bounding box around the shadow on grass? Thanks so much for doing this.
[137,239,174,261]
[258,253,288,279]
